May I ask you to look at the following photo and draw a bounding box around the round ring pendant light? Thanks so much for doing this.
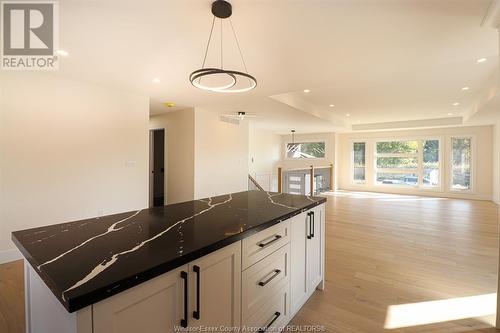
[189,0,257,93]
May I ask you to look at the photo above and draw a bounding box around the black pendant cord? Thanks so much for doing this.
[201,15,216,70]
[220,18,223,69]
[229,18,249,75]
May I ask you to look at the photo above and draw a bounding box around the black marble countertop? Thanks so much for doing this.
[12,190,326,313]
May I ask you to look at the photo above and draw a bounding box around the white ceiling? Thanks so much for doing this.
[51,0,499,133]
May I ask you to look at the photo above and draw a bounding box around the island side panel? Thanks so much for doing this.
[24,261,92,333]
[318,203,326,290]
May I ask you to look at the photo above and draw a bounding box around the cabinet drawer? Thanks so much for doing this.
[243,283,290,332]
[242,243,290,321]
[242,220,290,270]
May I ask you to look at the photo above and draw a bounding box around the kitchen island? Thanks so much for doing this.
[13,190,326,333]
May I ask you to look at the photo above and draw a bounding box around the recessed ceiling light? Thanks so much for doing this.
[345,113,351,117]
[153,78,161,83]
[303,89,311,93]
[56,49,69,57]
[448,112,454,116]
[461,86,470,91]
[329,104,335,107]
[477,58,487,63]
[452,102,460,106]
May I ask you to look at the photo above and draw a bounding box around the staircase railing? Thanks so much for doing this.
[277,164,333,196]
[248,174,265,191]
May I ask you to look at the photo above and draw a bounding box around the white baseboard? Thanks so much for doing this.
[0,248,23,264]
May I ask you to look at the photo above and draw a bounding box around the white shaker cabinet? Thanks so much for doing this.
[93,265,187,333]
[290,204,325,316]
[188,241,241,330]
[93,241,241,333]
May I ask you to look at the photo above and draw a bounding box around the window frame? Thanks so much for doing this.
[372,136,443,191]
[351,141,367,185]
[284,140,327,160]
[449,135,475,193]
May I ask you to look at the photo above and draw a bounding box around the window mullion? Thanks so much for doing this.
[417,140,423,187]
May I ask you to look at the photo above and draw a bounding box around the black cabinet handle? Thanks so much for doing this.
[307,212,312,239]
[258,312,281,333]
[258,269,281,287]
[192,265,200,320]
[258,235,282,248]
[311,211,315,238]
[180,271,188,328]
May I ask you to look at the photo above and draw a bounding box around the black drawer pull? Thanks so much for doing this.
[193,265,200,320]
[258,312,281,333]
[180,271,188,328]
[311,211,315,238]
[307,212,312,239]
[258,269,281,286]
[258,235,282,248]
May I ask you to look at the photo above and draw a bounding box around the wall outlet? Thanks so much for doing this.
[125,160,137,167]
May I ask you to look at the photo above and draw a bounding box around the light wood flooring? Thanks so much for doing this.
[0,191,498,333]
[290,191,499,332]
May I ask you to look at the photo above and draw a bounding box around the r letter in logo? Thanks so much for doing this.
[1,1,59,70]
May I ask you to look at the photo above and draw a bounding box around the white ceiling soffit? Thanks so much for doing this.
[481,0,500,28]
[463,71,499,122]
[352,117,464,132]
[269,93,348,130]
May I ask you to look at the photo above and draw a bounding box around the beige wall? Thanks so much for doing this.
[336,126,494,200]
[248,126,282,191]
[194,109,249,199]
[150,109,195,204]
[0,73,149,257]
[249,127,281,176]
[494,115,500,204]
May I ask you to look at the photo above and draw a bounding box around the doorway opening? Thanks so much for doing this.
[149,129,165,207]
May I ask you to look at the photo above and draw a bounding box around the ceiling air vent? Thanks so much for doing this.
[219,115,240,125]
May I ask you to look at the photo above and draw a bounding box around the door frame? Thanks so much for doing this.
[149,128,166,207]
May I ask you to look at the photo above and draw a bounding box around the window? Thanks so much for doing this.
[352,142,366,184]
[451,137,472,191]
[286,142,325,159]
[375,140,419,186]
[422,139,440,187]
[374,139,440,188]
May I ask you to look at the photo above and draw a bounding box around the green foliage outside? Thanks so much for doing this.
[287,142,325,158]
[375,140,439,169]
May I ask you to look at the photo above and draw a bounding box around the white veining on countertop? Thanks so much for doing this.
[306,195,318,202]
[61,194,233,299]
[38,210,142,270]
[266,192,297,210]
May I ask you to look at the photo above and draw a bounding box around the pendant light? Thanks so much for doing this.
[189,0,257,93]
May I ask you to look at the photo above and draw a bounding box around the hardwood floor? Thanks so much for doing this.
[290,191,499,332]
[0,260,24,333]
[0,191,498,333]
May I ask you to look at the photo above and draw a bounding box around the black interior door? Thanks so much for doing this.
[152,129,165,206]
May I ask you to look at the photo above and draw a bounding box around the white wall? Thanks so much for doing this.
[336,126,494,200]
[194,108,249,199]
[150,109,195,204]
[0,73,149,258]
[248,125,282,191]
